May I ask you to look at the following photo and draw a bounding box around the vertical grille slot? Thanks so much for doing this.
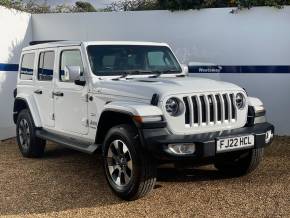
[223,94,229,121]
[200,96,206,123]
[215,94,222,121]
[183,97,190,125]
[230,94,236,119]
[208,95,214,122]
[191,96,199,124]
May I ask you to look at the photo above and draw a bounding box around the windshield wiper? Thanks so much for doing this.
[111,69,180,80]
[149,69,180,78]
[112,70,153,80]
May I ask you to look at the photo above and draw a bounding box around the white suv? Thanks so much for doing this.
[13,41,274,200]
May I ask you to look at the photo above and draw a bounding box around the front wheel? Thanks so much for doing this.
[214,148,264,176]
[102,124,157,200]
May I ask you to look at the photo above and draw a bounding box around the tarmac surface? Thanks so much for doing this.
[0,137,289,217]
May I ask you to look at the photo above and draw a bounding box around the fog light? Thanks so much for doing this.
[265,130,273,143]
[168,143,196,155]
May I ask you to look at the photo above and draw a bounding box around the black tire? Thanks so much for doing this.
[16,109,46,158]
[214,148,264,176]
[102,124,156,201]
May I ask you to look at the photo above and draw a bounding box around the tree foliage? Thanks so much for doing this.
[1,0,289,13]
[104,0,290,11]
[0,0,98,13]
[104,0,158,11]
[74,1,97,12]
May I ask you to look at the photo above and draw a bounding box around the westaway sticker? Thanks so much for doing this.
[198,66,223,73]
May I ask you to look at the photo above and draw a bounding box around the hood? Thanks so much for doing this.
[95,76,243,101]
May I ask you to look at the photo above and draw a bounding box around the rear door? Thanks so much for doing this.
[34,49,56,127]
[53,47,89,135]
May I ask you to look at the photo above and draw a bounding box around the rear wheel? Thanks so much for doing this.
[214,148,264,176]
[102,124,156,200]
[16,109,46,158]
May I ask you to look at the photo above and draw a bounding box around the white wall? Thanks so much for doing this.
[32,7,290,65]
[32,7,290,135]
[0,7,289,139]
[0,6,32,140]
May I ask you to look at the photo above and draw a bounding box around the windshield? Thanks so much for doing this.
[87,45,182,76]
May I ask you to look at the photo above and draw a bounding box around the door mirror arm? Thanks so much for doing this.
[74,80,86,86]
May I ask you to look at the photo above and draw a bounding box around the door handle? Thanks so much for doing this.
[53,91,64,97]
[34,89,42,95]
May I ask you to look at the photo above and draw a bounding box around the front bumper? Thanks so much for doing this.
[140,122,274,161]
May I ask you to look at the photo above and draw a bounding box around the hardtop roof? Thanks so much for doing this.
[22,40,169,51]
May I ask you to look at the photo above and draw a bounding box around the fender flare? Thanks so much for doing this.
[248,97,263,107]
[14,94,42,127]
[103,101,163,117]
[94,101,164,145]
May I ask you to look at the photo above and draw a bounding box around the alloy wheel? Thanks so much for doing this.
[18,119,30,149]
[106,139,133,187]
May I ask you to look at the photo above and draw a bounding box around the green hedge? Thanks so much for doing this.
[104,0,290,11]
[157,0,290,10]
[1,0,290,13]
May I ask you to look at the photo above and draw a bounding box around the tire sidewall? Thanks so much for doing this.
[16,110,34,156]
[215,148,264,176]
[102,125,143,198]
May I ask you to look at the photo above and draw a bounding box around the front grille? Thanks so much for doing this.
[183,93,237,127]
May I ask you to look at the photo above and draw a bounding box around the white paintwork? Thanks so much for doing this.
[0,6,32,140]
[64,66,81,82]
[103,101,163,116]
[15,92,42,127]
[162,90,248,135]
[16,41,255,142]
[33,48,56,127]
[248,97,263,107]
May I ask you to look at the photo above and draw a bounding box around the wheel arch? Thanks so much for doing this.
[95,109,136,145]
[13,96,42,127]
[95,102,163,145]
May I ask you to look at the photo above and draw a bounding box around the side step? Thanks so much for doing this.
[35,129,100,154]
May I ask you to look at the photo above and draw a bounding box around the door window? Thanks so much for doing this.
[60,50,84,82]
[38,51,55,81]
[20,53,35,80]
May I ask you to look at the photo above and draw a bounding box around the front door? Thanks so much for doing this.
[54,48,89,135]
[34,49,55,127]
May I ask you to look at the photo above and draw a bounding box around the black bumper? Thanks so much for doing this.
[140,122,274,161]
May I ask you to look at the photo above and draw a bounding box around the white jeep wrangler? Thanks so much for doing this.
[14,41,274,200]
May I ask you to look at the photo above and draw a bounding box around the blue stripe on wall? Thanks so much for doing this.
[1,63,290,74]
[188,65,290,74]
[0,63,19,71]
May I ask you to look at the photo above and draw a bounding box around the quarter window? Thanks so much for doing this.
[20,53,35,80]
[60,50,84,82]
[38,51,55,81]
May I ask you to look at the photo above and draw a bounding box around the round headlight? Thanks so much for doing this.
[165,97,182,116]
[236,93,246,109]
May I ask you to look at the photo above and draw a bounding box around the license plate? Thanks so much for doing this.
[216,135,255,153]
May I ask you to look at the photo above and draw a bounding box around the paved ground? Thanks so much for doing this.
[0,137,289,217]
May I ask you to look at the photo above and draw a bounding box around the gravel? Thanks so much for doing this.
[0,137,289,217]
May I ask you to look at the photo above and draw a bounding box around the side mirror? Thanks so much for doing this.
[181,64,189,75]
[63,66,81,82]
